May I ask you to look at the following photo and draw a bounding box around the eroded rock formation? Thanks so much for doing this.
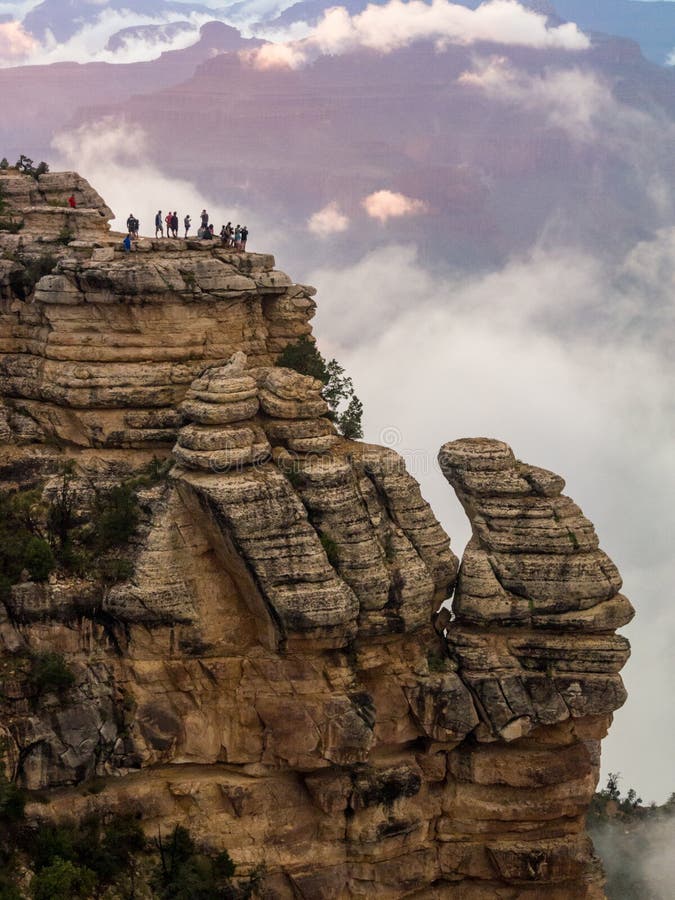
[0,169,633,897]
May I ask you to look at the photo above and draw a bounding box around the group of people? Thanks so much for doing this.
[144,209,249,250]
[157,210,184,238]
[123,209,250,252]
[217,221,249,250]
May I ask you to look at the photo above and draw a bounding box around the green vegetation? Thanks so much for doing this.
[0,811,263,899]
[0,779,25,827]
[0,490,55,601]
[152,825,250,900]
[29,652,75,698]
[276,336,364,439]
[91,483,140,551]
[0,458,172,602]
[56,227,74,246]
[0,743,26,900]
[14,156,49,180]
[589,773,675,899]
[427,650,448,672]
[181,270,196,289]
[31,858,96,900]
[0,219,23,234]
[0,184,23,234]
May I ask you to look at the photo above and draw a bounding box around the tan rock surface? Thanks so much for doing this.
[0,177,632,897]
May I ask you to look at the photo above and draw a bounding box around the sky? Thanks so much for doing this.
[1,0,673,806]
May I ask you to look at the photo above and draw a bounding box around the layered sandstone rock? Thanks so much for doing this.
[0,173,631,897]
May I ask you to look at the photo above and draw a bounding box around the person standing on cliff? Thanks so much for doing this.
[68,194,76,209]
[171,211,179,238]
[184,214,191,238]
[165,211,173,238]
[201,209,209,229]
[241,225,248,252]
[155,210,163,238]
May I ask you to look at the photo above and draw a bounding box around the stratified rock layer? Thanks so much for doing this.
[0,172,632,898]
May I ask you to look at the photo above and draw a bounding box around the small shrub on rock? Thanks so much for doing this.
[56,227,74,246]
[29,652,75,697]
[14,156,49,180]
[96,556,133,585]
[92,484,139,551]
[0,780,24,826]
[0,490,55,595]
[23,537,55,582]
[276,336,364,439]
[153,825,240,900]
[31,858,96,900]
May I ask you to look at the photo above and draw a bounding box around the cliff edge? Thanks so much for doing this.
[0,169,633,897]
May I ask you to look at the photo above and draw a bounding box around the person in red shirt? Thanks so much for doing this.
[68,194,76,208]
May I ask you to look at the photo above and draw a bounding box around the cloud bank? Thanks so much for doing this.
[0,20,36,62]
[0,0,591,69]
[307,239,675,805]
[0,7,216,66]
[308,201,350,236]
[248,0,590,69]
[362,190,429,222]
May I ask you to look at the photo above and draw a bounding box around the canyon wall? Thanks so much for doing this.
[0,169,633,897]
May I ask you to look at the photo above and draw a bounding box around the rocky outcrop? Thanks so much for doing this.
[0,172,631,897]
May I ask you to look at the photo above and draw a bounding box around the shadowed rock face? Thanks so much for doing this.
[0,173,631,897]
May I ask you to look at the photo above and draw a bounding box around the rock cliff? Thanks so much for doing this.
[0,169,633,897]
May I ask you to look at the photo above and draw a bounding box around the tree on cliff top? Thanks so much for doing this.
[14,156,49,179]
[276,336,364,439]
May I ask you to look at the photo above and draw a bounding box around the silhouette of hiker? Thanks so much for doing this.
[155,210,163,238]
[171,211,178,238]
[241,225,248,251]
[201,209,209,229]
[184,214,191,238]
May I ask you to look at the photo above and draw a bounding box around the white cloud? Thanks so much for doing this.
[308,240,675,804]
[246,0,590,70]
[0,20,36,63]
[308,201,350,236]
[246,39,306,69]
[362,190,428,222]
[459,56,622,143]
[3,8,216,67]
[457,56,675,221]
